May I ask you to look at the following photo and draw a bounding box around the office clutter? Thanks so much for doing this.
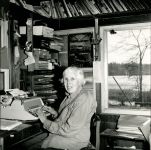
[99,114,150,150]
[0,89,43,121]
[19,24,64,104]
[117,115,150,134]
[117,115,151,141]
[24,41,35,66]
[0,98,38,121]
[19,26,54,38]
[0,89,28,106]
[30,70,58,102]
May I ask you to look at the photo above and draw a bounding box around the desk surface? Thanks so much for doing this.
[100,129,145,141]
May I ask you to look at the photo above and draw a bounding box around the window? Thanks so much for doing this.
[100,23,151,116]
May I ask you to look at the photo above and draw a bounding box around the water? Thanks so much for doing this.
[108,75,151,91]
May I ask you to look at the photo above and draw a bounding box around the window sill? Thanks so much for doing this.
[103,108,151,116]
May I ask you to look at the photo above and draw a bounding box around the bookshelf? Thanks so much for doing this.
[20,32,64,104]
[23,0,151,18]
[8,0,151,30]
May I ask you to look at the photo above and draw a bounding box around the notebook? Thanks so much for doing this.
[23,97,50,117]
[138,118,151,142]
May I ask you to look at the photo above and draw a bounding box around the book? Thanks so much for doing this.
[51,0,58,19]
[109,0,121,12]
[128,0,140,10]
[17,0,27,8]
[76,1,88,16]
[62,0,72,17]
[94,0,108,13]
[105,0,117,12]
[110,0,125,12]
[92,0,103,13]
[71,3,80,16]
[126,0,138,10]
[82,0,93,15]
[58,1,68,18]
[139,0,150,9]
[101,0,112,13]
[116,0,128,11]
[74,1,84,16]
[33,6,50,18]
[0,119,22,130]
[117,115,151,135]
[54,2,62,18]
[67,2,76,17]
[135,0,145,9]
[120,0,133,11]
[87,0,100,14]
[40,1,51,17]
[78,0,91,16]
[83,0,100,15]
[34,84,54,90]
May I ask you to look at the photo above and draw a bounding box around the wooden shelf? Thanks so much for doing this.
[51,9,151,30]
[9,2,52,23]
[9,2,151,30]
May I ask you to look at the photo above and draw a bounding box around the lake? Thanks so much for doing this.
[108,75,151,91]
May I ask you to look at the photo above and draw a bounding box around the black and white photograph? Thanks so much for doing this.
[0,0,151,150]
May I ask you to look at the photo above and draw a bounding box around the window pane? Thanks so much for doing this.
[107,27,151,109]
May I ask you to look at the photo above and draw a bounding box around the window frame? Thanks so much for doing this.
[100,22,151,116]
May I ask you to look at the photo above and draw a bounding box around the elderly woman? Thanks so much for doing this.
[36,66,97,150]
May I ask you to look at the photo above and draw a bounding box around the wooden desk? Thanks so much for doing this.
[100,129,149,150]
[0,121,44,150]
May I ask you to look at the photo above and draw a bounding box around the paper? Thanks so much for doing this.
[24,51,35,66]
[117,115,151,135]
[7,88,28,97]
[0,119,22,130]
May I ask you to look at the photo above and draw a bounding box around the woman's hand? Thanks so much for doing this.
[42,105,58,118]
[35,108,47,123]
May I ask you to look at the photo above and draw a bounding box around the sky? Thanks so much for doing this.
[108,29,151,64]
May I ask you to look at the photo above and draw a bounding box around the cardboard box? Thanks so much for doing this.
[19,26,54,37]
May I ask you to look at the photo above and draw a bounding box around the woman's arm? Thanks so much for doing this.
[42,92,95,137]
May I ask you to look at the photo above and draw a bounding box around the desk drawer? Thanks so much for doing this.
[3,123,42,149]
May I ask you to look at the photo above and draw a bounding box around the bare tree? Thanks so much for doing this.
[109,29,151,104]
[124,30,151,102]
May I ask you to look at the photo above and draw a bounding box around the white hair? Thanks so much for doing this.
[63,66,86,86]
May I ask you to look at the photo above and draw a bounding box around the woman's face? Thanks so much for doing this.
[63,70,82,94]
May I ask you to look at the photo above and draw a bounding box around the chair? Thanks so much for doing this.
[89,113,120,150]
[40,113,119,150]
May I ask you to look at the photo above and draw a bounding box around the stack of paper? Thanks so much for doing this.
[117,115,151,135]
[0,119,22,131]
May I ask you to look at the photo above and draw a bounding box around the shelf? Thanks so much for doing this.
[50,9,151,30]
[9,2,52,23]
[9,1,151,30]
[34,46,61,53]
